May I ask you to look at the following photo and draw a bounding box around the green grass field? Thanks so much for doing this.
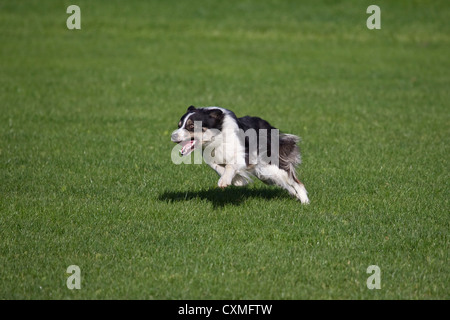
[0,0,448,299]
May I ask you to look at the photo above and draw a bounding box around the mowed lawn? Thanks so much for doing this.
[0,0,448,299]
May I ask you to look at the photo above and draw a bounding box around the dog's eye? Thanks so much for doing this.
[178,121,182,128]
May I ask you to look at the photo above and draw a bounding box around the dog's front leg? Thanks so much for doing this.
[208,163,226,176]
[218,164,237,188]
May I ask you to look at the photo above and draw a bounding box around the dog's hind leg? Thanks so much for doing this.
[291,176,309,204]
[255,164,309,204]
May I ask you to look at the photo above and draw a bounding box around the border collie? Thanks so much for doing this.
[171,106,309,204]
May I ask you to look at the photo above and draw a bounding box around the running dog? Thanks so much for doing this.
[171,106,309,204]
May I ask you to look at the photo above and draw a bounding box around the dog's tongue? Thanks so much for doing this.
[180,140,196,156]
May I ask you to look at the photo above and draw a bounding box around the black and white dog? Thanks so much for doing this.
[171,106,309,204]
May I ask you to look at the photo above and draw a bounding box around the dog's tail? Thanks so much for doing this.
[278,134,302,182]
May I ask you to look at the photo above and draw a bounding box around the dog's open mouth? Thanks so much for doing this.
[179,139,198,156]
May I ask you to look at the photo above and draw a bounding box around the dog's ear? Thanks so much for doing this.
[187,105,196,112]
[208,109,223,119]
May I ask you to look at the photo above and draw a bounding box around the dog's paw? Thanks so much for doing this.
[218,177,231,189]
[232,175,248,187]
[295,184,310,204]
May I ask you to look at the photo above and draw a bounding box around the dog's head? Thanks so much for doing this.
[171,106,224,156]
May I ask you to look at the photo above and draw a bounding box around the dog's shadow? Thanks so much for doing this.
[158,187,289,209]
